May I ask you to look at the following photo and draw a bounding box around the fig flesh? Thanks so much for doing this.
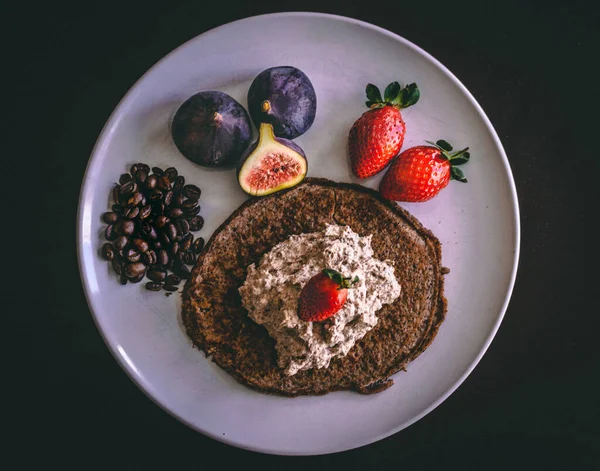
[247,66,317,140]
[171,90,251,168]
[238,123,308,196]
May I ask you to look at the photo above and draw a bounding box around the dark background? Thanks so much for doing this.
[12,0,599,468]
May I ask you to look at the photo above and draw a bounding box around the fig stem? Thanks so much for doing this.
[257,122,276,146]
[261,100,271,113]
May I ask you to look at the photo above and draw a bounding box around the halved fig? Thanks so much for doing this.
[237,123,308,196]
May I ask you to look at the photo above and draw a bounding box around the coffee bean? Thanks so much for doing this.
[111,204,123,214]
[130,164,140,176]
[134,169,148,184]
[124,262,146,279]
[169,207,183,219]
[160,231,171,246]
[103,212,119,224]
[143,249,157,265]
[173,192,184,207]
[139,205,152,220]
[119,173,133,184]
[132,238,149,253]
[183,205,201,217]
[113,185,121,203]
[112,259,123,275]
[149,190,163,203]
[119,274,128,285]
[128,192,144,206]
[151,166,164,176]
[176,219,189,236]
[137,162,150,174]
[173,175,185,192]
[182,184,201,200]
[181,251,196,265]
[147,267,167,282]
[120,220,135,236]
[105,224,116,241]
[170,241,179,256]
[189,216,204,231]
[145,282,162,291]
[155,215,169,229]
[165,167,178,182]
[163,284,178,292]
[152,241,162,250]
[172,261,190,279]
[129,273,145,283]
[157,250,169,266]
[163,190,174,207]
[101,243,115,261]
[145,174,158,190]
[193,237,205,254]
[125,206,139,219]
[165,274,181,285]
[113,235,128,251]
[152,202,165,217]
[119,181,137,196]
[126,248,141,263]
[181,198,199,211]
[181,233,193,251]
[157,176,172,191]
[166,223,177,241]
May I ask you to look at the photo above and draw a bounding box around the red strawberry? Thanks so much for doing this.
[349,82,420,179]
[297,269,359,322]
[379,139,470,202]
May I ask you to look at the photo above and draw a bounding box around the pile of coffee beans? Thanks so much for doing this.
[100,163,205,292]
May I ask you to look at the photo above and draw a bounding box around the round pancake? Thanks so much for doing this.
[181,178,447,396]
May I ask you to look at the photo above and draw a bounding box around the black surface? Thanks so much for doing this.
[14,0,599,468]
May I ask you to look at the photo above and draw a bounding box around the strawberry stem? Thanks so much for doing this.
[322,269,359,290]
[364,82,420,109]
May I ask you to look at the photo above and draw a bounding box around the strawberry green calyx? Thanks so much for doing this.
[425,139,470,183]
[322,268,359,290]
[365,82,420,109]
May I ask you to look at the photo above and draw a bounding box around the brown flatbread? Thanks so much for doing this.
[181,178,447,396]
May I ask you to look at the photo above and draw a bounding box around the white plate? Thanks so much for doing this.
[77,12,519,455]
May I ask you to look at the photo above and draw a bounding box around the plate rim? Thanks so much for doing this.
[76,11,521,455]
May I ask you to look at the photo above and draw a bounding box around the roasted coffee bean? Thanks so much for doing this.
[181,233,193,251]
[125,248,141,263]
[163,190,174,207]
[119,173,133,184]
[128,191,144,206]
[193,237,205,254]
[151,166,164,176]
[173,175,185,192]
[119,181,137,196]
[163,284,178,292]
[169,207,183,219]
[182,184,201,200]
[105,224,117,241]
[181,198,199,211]
[119,274,128,285]
[160,231,171,246]
[164,167,178,182]
[145,174,157,190]
[173,192,184,207]
[124,262,146,279]
[147,267,167,282]
[176,218,189,236]
[137,163,150,174]
[130,164,140,176]
[125,206,139,219]
[129,273,145,283]
[135,169,148,184]
[103,211,119,224]
[113,184,121,203]
[143,249,157,265]
[170,241,179,256]
[183,205,201,217]
[111,203,123,214]
[155,215,169,229]
[165,274,181,285]
[152,241,162,250]
[112,259,123,275]
[172,261,190,279]
[113,235,128,251]
[189,216,204,232]
[120,220,135,236]
[166,223,177,241]
[157,176,172,190]
[181,251,196,265]
[101,243,115,261]
[132,238,149,253]
[157,250,169,266]
[149,189,163,202]
[139,205,152,220]
[151,203,165,217]
[145,282,162,291]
